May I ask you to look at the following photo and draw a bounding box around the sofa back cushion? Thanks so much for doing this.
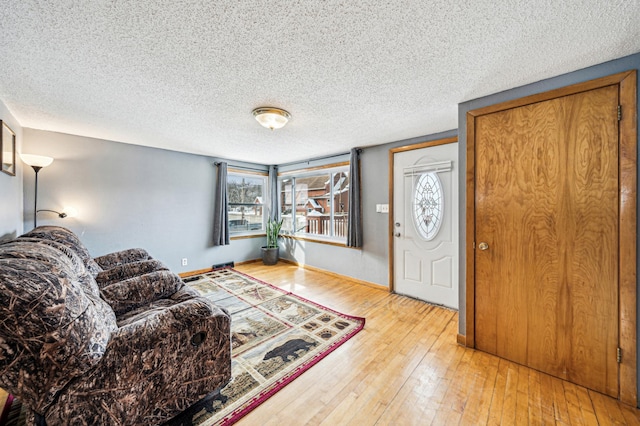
[14,237,102,298]
[21,226,103,277]
[0,242,117,411]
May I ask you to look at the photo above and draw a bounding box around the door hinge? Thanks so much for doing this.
[617,347,622,363]
[617,105,622,121]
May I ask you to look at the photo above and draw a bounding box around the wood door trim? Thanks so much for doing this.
[466,71,634,118]
[388,136,458,292]
[618,71,637,405]
[465,70,637,406]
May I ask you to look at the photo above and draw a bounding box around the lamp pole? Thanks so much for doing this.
[32,165,42,228]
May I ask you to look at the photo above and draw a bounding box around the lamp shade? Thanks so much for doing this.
[20,154,54,168]
[252,107,291,130]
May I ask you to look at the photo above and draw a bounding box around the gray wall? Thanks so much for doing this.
[21,126,458,287]
[0,100,23,242]
[457,51,640,406]
[277,129,457,287]
[22,129,266,272]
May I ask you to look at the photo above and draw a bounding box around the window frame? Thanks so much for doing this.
[227,169,268,237]
[278,162,350,245]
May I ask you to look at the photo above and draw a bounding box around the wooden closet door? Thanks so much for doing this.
[474,85,620,397]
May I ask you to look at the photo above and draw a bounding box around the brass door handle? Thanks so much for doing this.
[478,242,489,251]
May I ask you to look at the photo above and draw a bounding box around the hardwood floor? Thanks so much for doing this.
[0,388,8,418]
[1,262,638,425]
[234,262,640,425]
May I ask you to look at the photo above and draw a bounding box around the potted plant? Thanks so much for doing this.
[261,218,283,265]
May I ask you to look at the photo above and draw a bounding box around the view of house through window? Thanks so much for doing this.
[228,172,266,233]
[279,166,349,241]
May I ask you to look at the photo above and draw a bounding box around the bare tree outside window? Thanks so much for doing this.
[228,173,265,233]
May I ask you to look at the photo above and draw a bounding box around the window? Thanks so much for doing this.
[228,172,266,234]
[279,165,349,241]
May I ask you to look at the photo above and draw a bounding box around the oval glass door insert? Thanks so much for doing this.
[412,172,444,241]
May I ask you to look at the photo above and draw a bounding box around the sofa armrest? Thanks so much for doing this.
[94,248,151,269]
[171,284,200,301]
[95,259,169,288]
[106,298,231,395]
[113,297,230,343]
[99,270,183,315]
[44,298,232,425]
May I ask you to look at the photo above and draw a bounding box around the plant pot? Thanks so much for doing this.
[261,246,279,265]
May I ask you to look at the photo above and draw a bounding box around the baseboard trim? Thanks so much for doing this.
[235,259,262,266]
[280,258,389,292]
[179,259,389,293]
[456,334,466,346]
[179,268,213,278]
[179,260,260,278]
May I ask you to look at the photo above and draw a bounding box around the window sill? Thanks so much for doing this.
[230,232,265,241]
[229,232,356,249]
[282,234,350,248]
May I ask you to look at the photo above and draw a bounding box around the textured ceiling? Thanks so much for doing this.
[1,1,639,164]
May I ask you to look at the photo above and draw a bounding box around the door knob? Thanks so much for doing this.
[478,242,489,251]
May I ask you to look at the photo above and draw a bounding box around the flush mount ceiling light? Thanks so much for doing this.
[252,107,291,130]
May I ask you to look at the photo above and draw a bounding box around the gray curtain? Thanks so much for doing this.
[212,162,230,246]
[347,148,363,247]
[268,165,279,221]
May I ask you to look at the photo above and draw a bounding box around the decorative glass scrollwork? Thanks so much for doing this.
[412,172,444,241]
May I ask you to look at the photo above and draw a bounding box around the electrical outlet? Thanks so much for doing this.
[181,258,188,266]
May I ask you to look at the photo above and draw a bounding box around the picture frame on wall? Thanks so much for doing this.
[1,120,16,176]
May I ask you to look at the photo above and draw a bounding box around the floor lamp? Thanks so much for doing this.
[20,154,54,229]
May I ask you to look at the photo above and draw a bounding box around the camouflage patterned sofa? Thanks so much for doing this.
[0,227,232,425]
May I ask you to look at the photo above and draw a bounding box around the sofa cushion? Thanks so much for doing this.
[13,237,102,298]
[0,256,117,410]
[21,226,102,277]
[95,259,169,289]
[93,248,152,269]
[100,270,185,316]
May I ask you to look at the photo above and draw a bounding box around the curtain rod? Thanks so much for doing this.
[213,162,267,173]
[278,148,362,168]
[214,148,363,170]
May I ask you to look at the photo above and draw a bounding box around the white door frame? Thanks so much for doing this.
[388,136,458,293]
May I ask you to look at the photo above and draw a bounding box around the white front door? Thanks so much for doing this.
[393,142,458,308]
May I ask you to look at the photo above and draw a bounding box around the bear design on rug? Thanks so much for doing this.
[263,339,318,363]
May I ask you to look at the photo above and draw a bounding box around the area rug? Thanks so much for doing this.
[2,268,365,426]
[167,268,365,425]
